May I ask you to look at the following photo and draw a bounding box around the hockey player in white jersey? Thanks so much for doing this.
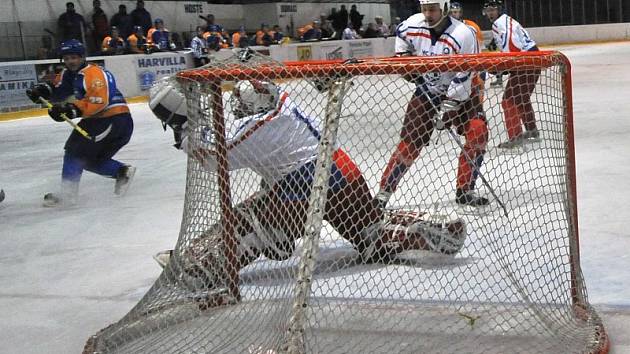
[379,0,490,208]
[148,78,467,288]
[484,0,541,148]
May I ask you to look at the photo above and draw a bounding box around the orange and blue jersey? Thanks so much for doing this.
[151,29,170,50]
[52,64,129,119]
[101,36,125,54]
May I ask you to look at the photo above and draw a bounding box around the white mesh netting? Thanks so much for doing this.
[82,50,608,354]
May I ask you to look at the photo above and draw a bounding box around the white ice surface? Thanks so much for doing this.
[1,42,629,353]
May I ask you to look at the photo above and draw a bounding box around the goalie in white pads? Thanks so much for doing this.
[149,78,467,286]
[379,0,489,208]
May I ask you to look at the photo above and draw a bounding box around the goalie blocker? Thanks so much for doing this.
[149,78,467,290]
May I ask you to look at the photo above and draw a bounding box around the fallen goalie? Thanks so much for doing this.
[149,77,467,292]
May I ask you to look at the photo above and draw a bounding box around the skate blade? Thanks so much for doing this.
[456,204,493,217]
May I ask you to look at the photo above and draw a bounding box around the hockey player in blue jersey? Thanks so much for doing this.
[25,40,135,206]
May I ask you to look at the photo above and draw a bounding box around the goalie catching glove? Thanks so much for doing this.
[48,102,81,122]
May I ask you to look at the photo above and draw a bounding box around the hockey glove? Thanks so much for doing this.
[487,38,498,52]
[48,103,81,122]
[436,99,461,130]
[26,83,53,104]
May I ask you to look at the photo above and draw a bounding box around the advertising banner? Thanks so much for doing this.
[296,46,313,61]
[348,40,374,59]
[0,64,37,110]
[320,44,345,60]
[135,54,191,91]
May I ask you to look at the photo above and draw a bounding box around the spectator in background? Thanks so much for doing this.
[232,26,249,48]
[374,16,390,36]
[300,20,322,41]
[131,0,152,35]
[338,5,349,32]
[89,0,108,54]
[171,32,183,50]
[349,5,364,32]
[191,26,209,67]
[37,35,55,59]
[57,2,87,42]
[127,26,147,54]
[362,23,379,38]
[272,25,284,43]
[328,8,343,39]
[203,14,229,43]
[342,23,360,40]
[320,19,334,39]
[256,24,273,46]
[101,26,125,55]
[203,14,229,50]
[111,5,134,39]
[390,16,401,34]
[150,19,174,51]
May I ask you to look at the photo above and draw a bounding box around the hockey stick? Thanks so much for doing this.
[38,97,92,140]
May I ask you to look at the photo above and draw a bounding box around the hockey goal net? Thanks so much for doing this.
[83,50,609,354]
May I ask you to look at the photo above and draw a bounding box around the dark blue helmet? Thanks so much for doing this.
[450,2,463,9]
[59,39,85,56]
[483,0,503,8]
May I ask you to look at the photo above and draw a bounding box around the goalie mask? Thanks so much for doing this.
[149,79,188,148]
[231,80,279,119]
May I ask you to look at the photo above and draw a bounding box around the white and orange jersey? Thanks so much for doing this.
[491,14,537,52]
[187,91,323,184]
[395,15,480,101]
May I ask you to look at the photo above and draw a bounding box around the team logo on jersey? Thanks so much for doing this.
[91,79,105,89]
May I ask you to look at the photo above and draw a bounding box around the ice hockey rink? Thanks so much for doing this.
[0,41,629,353]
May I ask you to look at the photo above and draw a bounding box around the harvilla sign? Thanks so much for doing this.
[137,57,186,68]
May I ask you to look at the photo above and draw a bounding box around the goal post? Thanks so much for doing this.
[82,50,609,354]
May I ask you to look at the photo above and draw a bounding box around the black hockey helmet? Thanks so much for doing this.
[483,0,503,8]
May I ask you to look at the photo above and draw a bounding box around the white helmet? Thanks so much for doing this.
[418,0,449,28]
[231,80,279,118]
[149,79,188,148]
[418,0,449,8]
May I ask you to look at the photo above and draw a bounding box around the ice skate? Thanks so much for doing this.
[43,192,77,207]
[0,189,4,203]
[497,135,525,149]
[114,165,136,196]
[43,181,78,207]
[456,189,489,207]
[522,129,541,141]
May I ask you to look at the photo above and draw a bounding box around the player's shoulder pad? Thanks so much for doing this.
[450,20,477,41]
[444,20,479,54]
[406,13,427,28]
